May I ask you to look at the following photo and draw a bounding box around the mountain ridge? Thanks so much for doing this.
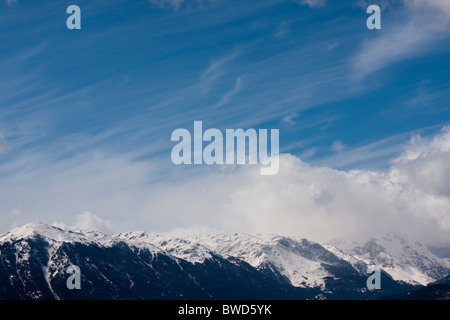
[0,222,448,300]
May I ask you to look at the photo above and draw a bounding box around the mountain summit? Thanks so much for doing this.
[326,232,450,286]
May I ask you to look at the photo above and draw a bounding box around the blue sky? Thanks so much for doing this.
[1,0,450,243]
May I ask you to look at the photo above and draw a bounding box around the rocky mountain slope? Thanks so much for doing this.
[0,223,447,300]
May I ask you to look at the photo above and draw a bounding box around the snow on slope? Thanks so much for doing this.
[185,234,333,289]
[0,224,334,288]
[326,232,450,286]
[0,222,98,244]
[0,222,162,254]
[2,223,449,289]
[445,258,450,268]
[116,232,212,264]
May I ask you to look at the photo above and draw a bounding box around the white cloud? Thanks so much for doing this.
[358,0,450,19]
[72,211,113,233]
[10,204,20,216]
[0,134,9,154]
[297,0,327,8]
[394,127,450,163]
[150,0,329,10]
[407,0,450,26]
[356,0,393,10]
[148,0,219,10]
[213,76,244,108]
[313,132,410,169]
[5,0,17,7]
[300,147,318,159]
[52,212,113,233]
[331,140,346,152]
[273,21,293,39]
[393,127,450,199]
[281,112,299,125]
[352,22,430,79]
[148,0,185,9]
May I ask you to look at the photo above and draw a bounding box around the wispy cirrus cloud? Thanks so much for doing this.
[0,134,9,154]
[408,0,450,25]
[352,0,450,79]
[311,131,418,169]
[213,76,244,109]
[296,0,327,8]
[150,0,330,10]
[148,0,219,10]
[5,0,17,7]
[352,22,431,79]
[273,21,293,39]
[148,0,189,10]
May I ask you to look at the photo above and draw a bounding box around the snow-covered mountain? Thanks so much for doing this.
[102,232,362,292]
[325,232,450,286]
[0,222,447,300]
[181,234,349,289]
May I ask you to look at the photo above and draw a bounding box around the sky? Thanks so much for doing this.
[1,0,450,246]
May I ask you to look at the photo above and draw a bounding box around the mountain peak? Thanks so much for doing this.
[326,232,450,286]
[0,222,99,244]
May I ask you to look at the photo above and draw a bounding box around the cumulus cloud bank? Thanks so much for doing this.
[145,127,450,246]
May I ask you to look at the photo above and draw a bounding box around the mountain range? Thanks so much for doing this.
[0,222,448,300]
